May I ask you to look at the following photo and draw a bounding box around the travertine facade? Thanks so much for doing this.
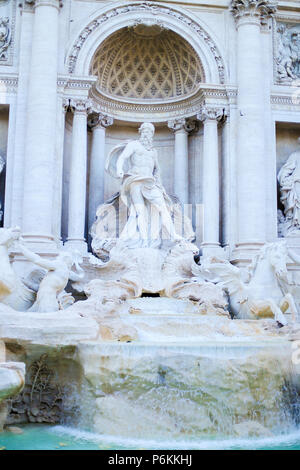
[0,0,298,267]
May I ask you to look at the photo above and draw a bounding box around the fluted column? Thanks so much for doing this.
[198,107,223,255]
[10,3,34,228]
[231,0,277,257]
[88,113,113,230]
[22,0,62,247]
[66,99,91,254]
[168,118,192,205]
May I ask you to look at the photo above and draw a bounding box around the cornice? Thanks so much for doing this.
[89,83,235,122]
[0,74,18,93]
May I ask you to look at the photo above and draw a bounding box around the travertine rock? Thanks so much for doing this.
[0,361,25,431]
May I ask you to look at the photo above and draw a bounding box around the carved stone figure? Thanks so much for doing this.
[18,243,85,313]
[197,242,298,326]
[107,122,183,245]
[92,123,195,257]
[276,24,300,83]
[0,17,11,61]
[0,227,40,311]
[162,241,228,315]
[278,139,300,234]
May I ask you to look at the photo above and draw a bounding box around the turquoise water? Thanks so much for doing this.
[1,424,300,450]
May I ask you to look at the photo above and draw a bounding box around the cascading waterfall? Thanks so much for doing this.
[72,337,300,443]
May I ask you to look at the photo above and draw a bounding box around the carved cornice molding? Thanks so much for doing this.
[22,0,63,9]
[197,106,225,122]
[88,84,235,122]
[271,91,300,107]
[88,112,114,130]
[0,75,18,94]
[67,2,226,85]
[57,75,97,97]
[230,0,277,25]
[275,14,300,23]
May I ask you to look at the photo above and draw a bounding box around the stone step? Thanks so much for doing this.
[119,309,286,344]
[126,297,206,315]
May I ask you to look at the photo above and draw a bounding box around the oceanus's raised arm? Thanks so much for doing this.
[116,142,135,178]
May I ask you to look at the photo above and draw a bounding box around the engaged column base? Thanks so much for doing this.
[201,242,225,258]
[21,233,58,253]
[231,241,265,267]
[65,238,87,255]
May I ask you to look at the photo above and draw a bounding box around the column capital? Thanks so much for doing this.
[197,107,225,123]
[22,0,63,10]
[62,98,70,114]
[168,118,195,134]
[88,113,114,130]
[230,0,277,25]
[69,98,92,115]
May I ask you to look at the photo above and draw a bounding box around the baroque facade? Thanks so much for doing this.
[2,0,300,440]
[0,0,299,268]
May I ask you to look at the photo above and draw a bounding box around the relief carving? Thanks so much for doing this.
[276,23,300,83]
[0,17,11,61]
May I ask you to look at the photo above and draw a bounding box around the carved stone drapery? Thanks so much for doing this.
[277,140,300,236]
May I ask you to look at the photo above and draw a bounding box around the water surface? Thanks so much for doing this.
[1,424,300,450]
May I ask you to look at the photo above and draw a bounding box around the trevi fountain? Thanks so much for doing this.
[1,0,300,451]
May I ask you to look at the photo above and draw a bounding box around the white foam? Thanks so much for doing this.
[50,425,300,450]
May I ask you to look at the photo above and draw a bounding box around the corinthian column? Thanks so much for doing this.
[22,0,62,248]
[66,99,91,254]
[168,119,192,205]
[197,107,224,255]
[88,113,113,230]
[231,0,277,258]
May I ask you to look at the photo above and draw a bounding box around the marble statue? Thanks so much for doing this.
[197,242,298,326]
[0,227,39,311]
[105,122,183,247]
[0,227,22,300]
[18,243,85,313]
[162,240,228,315]
[278,138,300,234]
